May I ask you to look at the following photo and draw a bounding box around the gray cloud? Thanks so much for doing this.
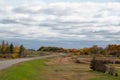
[0,2,120,41]
[0,19,18,24]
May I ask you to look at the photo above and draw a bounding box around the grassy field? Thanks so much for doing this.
[44,57,120,80]
[0,59,46,80]
[44,64,120,80]
[0,57,120,80]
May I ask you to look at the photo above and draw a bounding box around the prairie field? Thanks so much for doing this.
[0,56,120,80]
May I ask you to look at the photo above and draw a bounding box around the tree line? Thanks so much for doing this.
[0,40,25,58]
[38,44,120,56]
[1,40,119,58]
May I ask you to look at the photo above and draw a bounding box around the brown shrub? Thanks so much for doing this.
[94,60,107,73]
[90,57,107,73]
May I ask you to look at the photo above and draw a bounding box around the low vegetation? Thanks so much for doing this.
[90,56,120,79]
[0,56,120,80]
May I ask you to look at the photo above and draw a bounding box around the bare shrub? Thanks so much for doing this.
[95,60,107,73]
[90,57,107,73]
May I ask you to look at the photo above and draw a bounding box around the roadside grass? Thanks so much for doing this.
[0,59,46,80]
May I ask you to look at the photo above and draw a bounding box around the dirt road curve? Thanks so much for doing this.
[0,55,56,70]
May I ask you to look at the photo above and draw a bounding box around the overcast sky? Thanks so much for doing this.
[0,0,120,49]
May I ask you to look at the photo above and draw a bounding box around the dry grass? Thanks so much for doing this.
[44,57,98,80]
[46,57,73,65]
[44,56,120,80]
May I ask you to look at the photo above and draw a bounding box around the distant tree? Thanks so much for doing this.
[90,56,97,71]
[89,45,100,55]
[0,45,2,53]
[38,46,65,52]
[11,46,20,58]
[14,46,20,53]
[80,48,89,55]
[5,42,10,54]
[19,45,25,58]
[105,44,120,55]
[10,43,14,54]
[0,41,27,58]
[27,49,35,51]
[1,40,6,54]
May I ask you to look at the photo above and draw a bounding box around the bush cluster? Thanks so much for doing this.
[90,57,119,76]
[94,60,107,73]
[90,57,107,73]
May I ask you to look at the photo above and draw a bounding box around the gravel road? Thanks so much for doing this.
[0,55,56,70]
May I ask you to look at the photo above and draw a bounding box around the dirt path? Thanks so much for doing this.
[0,55,56,70]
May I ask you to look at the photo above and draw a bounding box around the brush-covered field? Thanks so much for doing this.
[0,56,120,80]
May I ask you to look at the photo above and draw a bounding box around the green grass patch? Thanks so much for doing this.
[0,59,46,80]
